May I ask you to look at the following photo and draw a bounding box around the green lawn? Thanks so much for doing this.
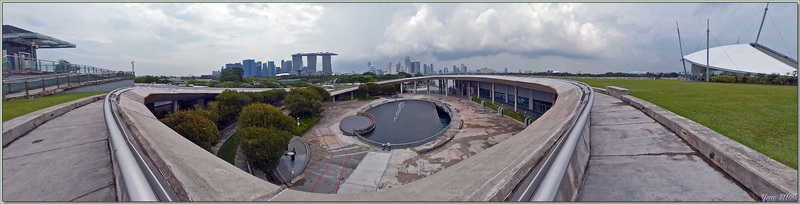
[2,92,107,122]
[570,78,797,169]
[217,134,241,165]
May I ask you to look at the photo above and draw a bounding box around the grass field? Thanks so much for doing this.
[217,134,241,165]
[570,78,797,169]
[2,92,107,122]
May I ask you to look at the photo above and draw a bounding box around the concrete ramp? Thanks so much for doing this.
[337,152,391,194]
[578,93,753,201]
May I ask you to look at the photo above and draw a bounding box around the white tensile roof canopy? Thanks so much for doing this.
[683,43,797,75]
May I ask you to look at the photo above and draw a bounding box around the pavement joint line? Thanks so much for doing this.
[29,121,106,131]
[590,121,654,126]
[591,152,698,157]
[327,125,349,194]
[310,128,335,193]
[67,183,115,201]
[3,139,108,160]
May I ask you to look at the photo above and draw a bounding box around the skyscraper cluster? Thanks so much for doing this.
[220,59,292,77]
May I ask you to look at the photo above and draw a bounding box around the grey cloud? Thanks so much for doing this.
[430,49,596,61]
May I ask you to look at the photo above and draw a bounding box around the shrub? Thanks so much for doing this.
[220,81,240,88]
[160,108,220,152]
[381,84,397,95]
[292,116,320,136]
[710,76,736,83]
[210,89,252,126]
[747,76,761,84]
[235,126,291,173]
[263,89,287,106]
[307,85,331,101]
[284,88,323,117]
[238,102,294,132]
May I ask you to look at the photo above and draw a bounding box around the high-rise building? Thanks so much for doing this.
[413,61,421,74]
[403,57,411,74]
[242,59,257,77]
[292,55,303,75]
[396,62,402,73]
[267,61,276,77]
[504,68,508,73]
[306,55,317,75]
[255,61,263,76]
[430,63,434,74]
[225,62,243,69]
[423,64,428,74]
[461,64,467,74]
[444,67,449,73]
[452,65,458,73]
[387,62,393,74]
[283,60,292,74]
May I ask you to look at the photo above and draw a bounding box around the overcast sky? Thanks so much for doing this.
[2,2,797,76]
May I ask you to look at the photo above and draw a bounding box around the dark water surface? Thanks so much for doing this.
[361,100,449,145]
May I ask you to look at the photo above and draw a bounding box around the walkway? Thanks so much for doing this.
[2,100,116,201]
[578,93,753,201]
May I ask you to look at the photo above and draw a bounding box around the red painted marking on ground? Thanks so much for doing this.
[329,126,349,194]
[310,128,334,193]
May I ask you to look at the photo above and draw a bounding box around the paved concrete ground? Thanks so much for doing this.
[289,126,371,194]
[2,101,115,201]
[338,152,391,194]
[578,93,753,201]
[275,137,310,184]
[289,93,525,195]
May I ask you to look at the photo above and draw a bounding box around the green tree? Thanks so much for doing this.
[381,84,397,95]
[397,72,411,78]
[235,126,291,174]
[414,73,424,77]
[220,67,244,82]
[134,75,158,83]
[160,108,220,152]
[284,88,323,117]
[238,103,294,132]
[307,84,331,101]
[262,89,287,106]
[366,82,381,96]
[210,89,252,126]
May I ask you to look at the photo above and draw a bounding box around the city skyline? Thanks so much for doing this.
[2,2,797,76]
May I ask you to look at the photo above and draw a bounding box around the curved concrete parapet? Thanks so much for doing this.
[273,76,587,201]
[110,76,588,201]
[113,87,280,201]
[2,94,105,147]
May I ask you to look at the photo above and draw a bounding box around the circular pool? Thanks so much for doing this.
[352,99,452,149]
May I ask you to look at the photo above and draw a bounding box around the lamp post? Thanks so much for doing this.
[131,61,135,76]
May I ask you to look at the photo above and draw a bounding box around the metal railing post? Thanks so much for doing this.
[24,81,29,98]
[41,79,46,93]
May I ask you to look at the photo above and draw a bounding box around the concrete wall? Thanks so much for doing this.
[3,94,105,146]
[62,79,134,94]
[605,86,798,200]
[117,76,589,201]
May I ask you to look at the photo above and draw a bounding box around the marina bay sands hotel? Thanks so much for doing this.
[292,52,337,75]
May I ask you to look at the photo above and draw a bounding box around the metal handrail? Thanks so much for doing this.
[513,80,594,201]
[104,88,159,201]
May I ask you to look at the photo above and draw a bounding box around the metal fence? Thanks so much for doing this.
[3,55,134,99]
[3,55,125,74]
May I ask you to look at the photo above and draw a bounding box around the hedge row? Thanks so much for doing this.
[710,74,797,86]
[471,96,527,123]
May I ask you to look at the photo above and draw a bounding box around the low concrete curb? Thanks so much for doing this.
[603,86,798,199]
[2,94,105,147]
